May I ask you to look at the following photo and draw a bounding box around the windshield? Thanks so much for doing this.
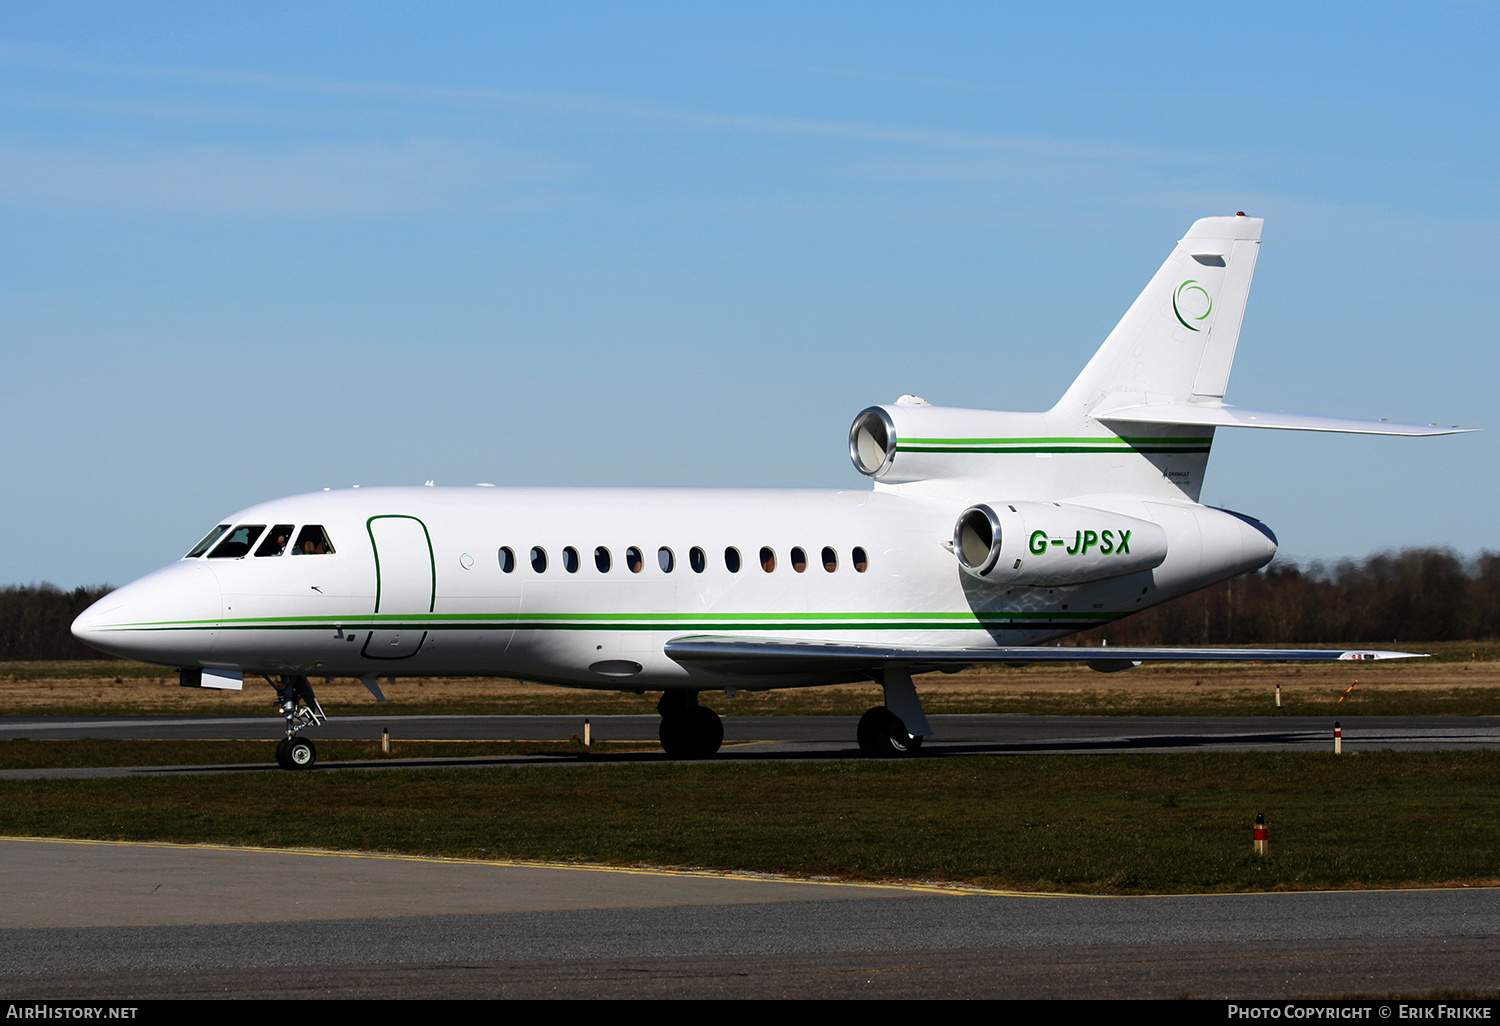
[208,524,267,559]
[254,525,295,557]
[186,525,230,558]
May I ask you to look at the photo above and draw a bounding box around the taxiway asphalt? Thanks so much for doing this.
[0,838,1496,999]
[0,713,1496,780]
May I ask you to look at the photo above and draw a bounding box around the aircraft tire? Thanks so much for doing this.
[659,706,722,759]
[275,738,293,769]
[284,737,317,770]
[857,706,923,758]
[691,705,723,757]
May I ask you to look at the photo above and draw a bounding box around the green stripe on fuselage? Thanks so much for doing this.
[93,609,1129,633]
[897,435,1212,455]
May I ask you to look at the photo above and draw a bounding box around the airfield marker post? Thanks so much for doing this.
[1253,813,1269,856]
[382,728,390,754]
[1334,721,1343,755]
[584,718,592,747]
[1275,683,1281,708]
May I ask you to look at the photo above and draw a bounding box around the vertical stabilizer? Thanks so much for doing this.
[1056,215,1263,416]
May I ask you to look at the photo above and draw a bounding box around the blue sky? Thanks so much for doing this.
[1,2,1496,587]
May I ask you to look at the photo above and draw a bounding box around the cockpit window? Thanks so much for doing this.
[208,524,266,559]
[186,525,230,558]
[290,525,335,555]
[254,525,295,557]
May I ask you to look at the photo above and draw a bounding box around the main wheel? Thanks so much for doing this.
[659,705,723,759]
[857,706,923,757]
[689,705,723,757]
[283,737,317,770]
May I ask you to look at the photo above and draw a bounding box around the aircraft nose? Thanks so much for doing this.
[71,561,223,663]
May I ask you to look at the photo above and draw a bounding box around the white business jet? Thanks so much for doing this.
[72,215,1469,769]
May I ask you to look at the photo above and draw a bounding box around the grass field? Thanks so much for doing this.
[3,752,1496,894]
[5,649,1496,895]
[6,641,1500,718]
[0,738,658,770]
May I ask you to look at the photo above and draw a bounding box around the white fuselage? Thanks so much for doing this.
[72,484,1278,689]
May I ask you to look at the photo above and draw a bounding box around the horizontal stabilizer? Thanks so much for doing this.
[665,636,1424,676]
[1095,403,1474,437]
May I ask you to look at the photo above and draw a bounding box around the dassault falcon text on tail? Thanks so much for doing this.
[73,215,1470,768]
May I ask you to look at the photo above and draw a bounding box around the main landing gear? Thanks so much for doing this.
[271,675,326,770]
[856,667,932,758]
[657,690,723,759]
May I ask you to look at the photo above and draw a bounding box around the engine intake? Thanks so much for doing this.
[849,407,897,478]
[953,501,1168,586]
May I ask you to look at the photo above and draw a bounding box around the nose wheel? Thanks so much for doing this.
[275,737,317,769]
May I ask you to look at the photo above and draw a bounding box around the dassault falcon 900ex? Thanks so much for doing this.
[73,215,1470,769]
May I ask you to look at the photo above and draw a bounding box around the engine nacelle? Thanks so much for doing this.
[953,501,1168,586]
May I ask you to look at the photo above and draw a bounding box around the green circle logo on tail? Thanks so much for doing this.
[1173,280,1213,331]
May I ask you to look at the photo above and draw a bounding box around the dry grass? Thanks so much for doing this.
[5,641,1500,717]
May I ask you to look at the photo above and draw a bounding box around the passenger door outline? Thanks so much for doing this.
[362,514,435,660]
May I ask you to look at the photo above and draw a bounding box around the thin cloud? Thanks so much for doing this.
[0,41,1202,165]
[0,138,575,216]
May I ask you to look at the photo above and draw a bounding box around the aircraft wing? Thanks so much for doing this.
[664,636,1426,675]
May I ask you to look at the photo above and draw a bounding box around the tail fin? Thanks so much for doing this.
[1056,215,1263,416]
[853,214,1467,506]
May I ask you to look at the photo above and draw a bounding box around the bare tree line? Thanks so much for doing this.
[3,548,1497,660]
[0,584,116,660]
[1073,548,1500,646]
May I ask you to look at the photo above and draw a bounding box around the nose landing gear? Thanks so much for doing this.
[270,675,325,770]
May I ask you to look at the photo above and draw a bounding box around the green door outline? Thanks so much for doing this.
[362,514,435,660]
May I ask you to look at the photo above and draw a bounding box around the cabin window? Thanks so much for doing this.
[593,546,612,573]
[689,547,706,573]
[760,547,776,572]
[658,547,675,573]
[563,546,580,573]
[208,524,266,559]
[853,546,869,572]
[790,547,807,573]
[530,547,548,573]
[626,547,644,573]
[724,547,741,573]
[254,525,295,557]
[291,525,335,555]
[186,525,230,558]
[498,547,515,573]
[821,546,838,572]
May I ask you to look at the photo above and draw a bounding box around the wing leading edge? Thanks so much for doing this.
[664,636,1425,676]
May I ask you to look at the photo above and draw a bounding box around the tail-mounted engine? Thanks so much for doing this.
[953,501,1167,586]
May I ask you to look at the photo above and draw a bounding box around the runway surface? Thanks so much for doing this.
[0,838,1496,999]
[1,713,1497,779]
